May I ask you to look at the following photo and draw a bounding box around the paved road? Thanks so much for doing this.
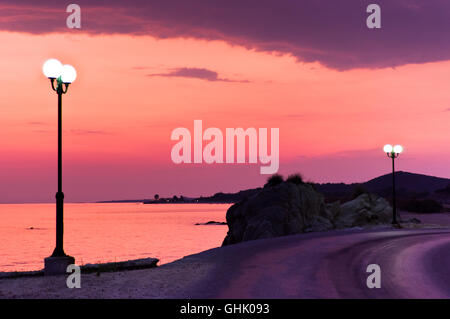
[185,228,450,298]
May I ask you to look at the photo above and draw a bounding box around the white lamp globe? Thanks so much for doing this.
[383,144,393,153]
[61,64,77,83]
[43,59,63,79]
[393,145,403,154]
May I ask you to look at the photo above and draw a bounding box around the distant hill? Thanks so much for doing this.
[316,171,450,199]
[364,171,450,193]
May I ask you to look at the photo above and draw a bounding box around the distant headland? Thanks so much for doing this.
[97,171,450,208]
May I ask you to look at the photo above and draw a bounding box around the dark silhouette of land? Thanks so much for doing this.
[98,171,450,208]
[318,171,450,199]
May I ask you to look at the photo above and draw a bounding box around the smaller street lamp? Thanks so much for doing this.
[383,144,403,225]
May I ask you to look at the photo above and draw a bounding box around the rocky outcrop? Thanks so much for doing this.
[334,193,392,228]
[222,182,393,246]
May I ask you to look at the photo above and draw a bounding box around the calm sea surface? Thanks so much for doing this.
[0,203,230,272]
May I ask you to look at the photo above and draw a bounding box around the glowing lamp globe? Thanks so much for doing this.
[61,65,77,83]
[393,145,403,154]
[383,144,393,153]
[43,59,63,79]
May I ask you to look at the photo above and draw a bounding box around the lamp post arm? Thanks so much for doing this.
[50,78,57,91]
[62,83,70,94]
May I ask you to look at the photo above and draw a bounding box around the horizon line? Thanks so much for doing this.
[1,170,448,205]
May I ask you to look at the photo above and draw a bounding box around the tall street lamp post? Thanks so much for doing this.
[42,59,77,275]
[383,144,403,225]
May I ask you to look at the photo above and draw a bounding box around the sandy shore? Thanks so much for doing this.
[1,211,449,299]
[0,255,214,298]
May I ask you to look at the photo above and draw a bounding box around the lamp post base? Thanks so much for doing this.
[44,255,75,276]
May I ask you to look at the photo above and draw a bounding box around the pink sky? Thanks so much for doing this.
[1,20,450,202]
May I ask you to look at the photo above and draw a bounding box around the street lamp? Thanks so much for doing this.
[42,58,76,275]
[383,144,403,225]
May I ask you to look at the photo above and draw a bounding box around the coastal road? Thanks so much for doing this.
[184,228,450,298]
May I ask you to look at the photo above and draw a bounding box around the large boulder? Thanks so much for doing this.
[222,182,334,246]
[334,193,392,228]
[222,182,393,246]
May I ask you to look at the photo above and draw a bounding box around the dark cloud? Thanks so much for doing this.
[27,121,49,126]
[69,129,110,135]
[148,67,249,82]
[1,1,449,70]
[444,108,450,112]
[29,126,109,135]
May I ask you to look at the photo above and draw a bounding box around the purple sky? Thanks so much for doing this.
[1,0,450,69]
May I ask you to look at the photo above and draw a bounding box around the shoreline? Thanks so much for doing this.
[1,211,449,276]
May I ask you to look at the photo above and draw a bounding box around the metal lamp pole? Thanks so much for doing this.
[43,59,77,275]
[51,77,70,257]
[384,144,403,225]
